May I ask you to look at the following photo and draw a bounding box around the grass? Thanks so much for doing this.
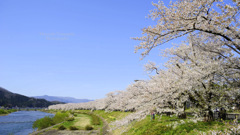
[74,114,91,128]
[54,110,131,133]
[54,111,102,130]
[39,109,240,134]
[124,114,229,135]
[92,110,132,123]
[0,109,17,115]
[88,113,101,125]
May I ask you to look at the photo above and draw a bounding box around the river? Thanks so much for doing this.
[0,111,54,135]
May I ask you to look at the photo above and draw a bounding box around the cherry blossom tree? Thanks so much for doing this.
[49,0,240,130]
[162,36,239,119]
[134,0,240,57]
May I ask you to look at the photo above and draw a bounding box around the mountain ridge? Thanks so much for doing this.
[0,87,61,107]
[33,95,93,103]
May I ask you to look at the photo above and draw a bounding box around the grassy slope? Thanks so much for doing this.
[123,115,231,135]
[46,110,236,134]
[92,110,132,123]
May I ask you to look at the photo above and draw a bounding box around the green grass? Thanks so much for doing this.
[92,110,132,123]
[124,115,228,135]
[88,113,101,125]
[0,109,17,115]
[40,110,239,134]
[54,111,102,130]
[61,120,75,128]
[63,110,131,133]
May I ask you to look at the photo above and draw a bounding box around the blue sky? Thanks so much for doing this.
[0,0,173,99]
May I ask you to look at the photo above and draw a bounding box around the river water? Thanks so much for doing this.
[0,111,54,135]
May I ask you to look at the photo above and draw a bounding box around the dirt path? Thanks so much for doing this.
[92,113,112,135]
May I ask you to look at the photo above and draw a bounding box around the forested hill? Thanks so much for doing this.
[34,95,93,103]
[0,87,60,108]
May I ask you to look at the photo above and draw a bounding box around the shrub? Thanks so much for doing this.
[33,112,69,130]
[0,109,7,114]
[32,116,54,130]
[85,125,94,130]
[69,126,78,130]
[67,117,75,121]
[58,125,66,130]
[52,112,69,124]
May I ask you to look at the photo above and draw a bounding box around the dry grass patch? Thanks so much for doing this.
[74,114,91,128]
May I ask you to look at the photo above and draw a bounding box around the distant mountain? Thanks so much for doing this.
[0,87,60,108]
[33,95,93,103]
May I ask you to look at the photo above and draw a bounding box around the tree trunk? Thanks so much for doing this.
[204,109,213,122]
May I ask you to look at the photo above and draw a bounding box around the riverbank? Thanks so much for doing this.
[0,109,17,116]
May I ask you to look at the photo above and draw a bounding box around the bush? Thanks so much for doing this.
[58,125,66,130]
[0,109,7,114]
[32,116,54,130]
[67,117,75,121]
[69,126,78,130]
[0,109,17,114]
[33,112,69,130]
[85,125,94,130]
[52,112,69,124]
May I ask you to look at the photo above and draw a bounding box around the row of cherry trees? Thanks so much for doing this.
[49,0,240,126]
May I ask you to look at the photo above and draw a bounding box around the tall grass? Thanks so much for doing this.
[93,110,132,123]
[88,113,101,125]
[0,109,17,115]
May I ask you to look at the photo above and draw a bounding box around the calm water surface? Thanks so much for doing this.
[0,111,54,135]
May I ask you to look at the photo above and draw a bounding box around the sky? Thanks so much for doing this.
[0,0,174,100]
